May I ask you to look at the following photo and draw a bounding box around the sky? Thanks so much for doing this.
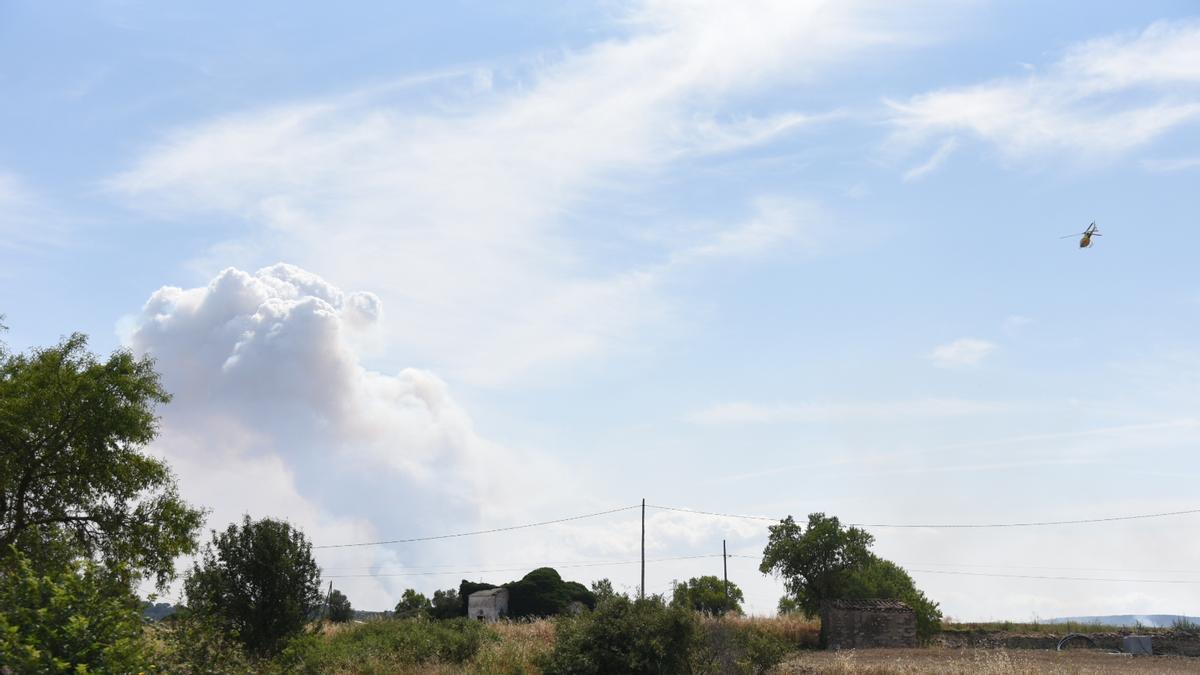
[3,0,1200,620]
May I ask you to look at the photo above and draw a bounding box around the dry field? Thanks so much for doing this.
[782,647,1200,674]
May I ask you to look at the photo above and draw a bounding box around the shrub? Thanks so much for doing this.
[142,611,257,675]
[1173,616,1199,632]
[541,595,697,675]
[692,618,793,675]
[0,550,150,673]
[279,618,494,673]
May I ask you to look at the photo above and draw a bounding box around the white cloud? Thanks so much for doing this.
[930,338,996,368]
[902,137,957,181]
[1140,156,1200,172]
[109,0,947,385]
[686,397,1002,426]
[130,264,592,606]
[889,19,1200,162]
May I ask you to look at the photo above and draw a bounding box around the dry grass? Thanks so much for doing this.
[782,647,1199,674]
[466,618,556,674]
[700,613,821,648]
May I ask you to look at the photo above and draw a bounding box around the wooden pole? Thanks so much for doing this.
[723,539,729,609]
[640,498,646,600]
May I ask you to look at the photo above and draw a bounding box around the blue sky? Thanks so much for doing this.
[3,1,1200,618]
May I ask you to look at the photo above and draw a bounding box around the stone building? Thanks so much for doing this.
[467,587,509,622]
[822,599,917,649]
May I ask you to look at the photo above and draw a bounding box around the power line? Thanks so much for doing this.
[728,554,1200,580]
[313,504,640,549]
[904,562,1200,576]
[312,500,1200,550]
[320,553,724,579]
[908,568,1200,585]
[646,503,1200,529]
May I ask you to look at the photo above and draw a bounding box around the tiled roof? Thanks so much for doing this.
[825,599,912,612]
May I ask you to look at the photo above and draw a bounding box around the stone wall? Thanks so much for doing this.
[823,606,918,649]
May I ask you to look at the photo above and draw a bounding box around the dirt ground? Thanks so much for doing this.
[780,647,1200,674]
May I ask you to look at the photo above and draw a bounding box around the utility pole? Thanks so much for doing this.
[723,539,729,607]
[640,498,646,600]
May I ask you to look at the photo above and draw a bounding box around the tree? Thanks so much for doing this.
[505,567,596,618]
[0,548,150,673]
[541,595,696,675]
[184,516,323,656]
[328,589,353,623]
[395,588,432,619]
[0,332,203,587]
[429,588,461,620]
[670,575,744,615]
[777,596,800,615]
[760,513,942,642]
[590,577,623,605]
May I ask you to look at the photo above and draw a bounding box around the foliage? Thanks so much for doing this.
[1173,616,1199,632]
[185,516,323,656]
[760,513,942,642]
[590,577,623,605]
[540,595,697,675]
[279,618,494,673]
[142,610,258,674]
[0,332,203,587]
[430,588,461,620]
[394,588,431,619]
[459,580,499,615]
[691,618,793,675]
[328,589,353,623]
[0,548,150,673]
[777,596,800,615]
[505,567,596,618]
[671,575,744,615]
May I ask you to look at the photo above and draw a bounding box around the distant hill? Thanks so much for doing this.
[1047,614,1194,628]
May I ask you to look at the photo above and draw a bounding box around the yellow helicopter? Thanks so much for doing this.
[1061,221,1101,248]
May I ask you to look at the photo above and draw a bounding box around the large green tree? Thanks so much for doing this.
[185,516,323,656]
[760,513,941,642]
[429,588,461,619]
[395,588,432,619]
[0,332,203,586]
[328,589,353,623]
[670,575,744,615]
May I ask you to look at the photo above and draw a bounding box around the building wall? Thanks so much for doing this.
[823,607,917,649]
[468,590,509,622]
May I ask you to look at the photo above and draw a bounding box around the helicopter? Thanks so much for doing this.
[1061,221,1101,248]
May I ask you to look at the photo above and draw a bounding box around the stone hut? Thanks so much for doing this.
[467,587,509,623]
[822,599,917,649]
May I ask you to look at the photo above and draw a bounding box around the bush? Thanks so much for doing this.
[328,589,353,623]
[541,595,697,675]
[0,550,150,673]
[692,619,792,675]
[184,516,322,656]
[279,618,494,673]
[142,611,257,675]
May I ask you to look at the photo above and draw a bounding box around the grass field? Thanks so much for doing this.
[782,648,1200,674]
[283,616,1199,674]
